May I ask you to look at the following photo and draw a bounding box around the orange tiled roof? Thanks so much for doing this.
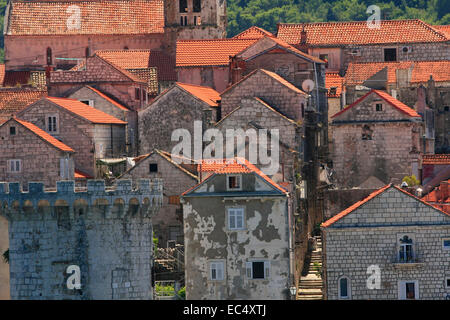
[85,86,129,111]
[13,118,74,152]
[345,61,450,85]
[233,26,275,39]
[422,154,450,165]
[46,97,127,124]
[0,89,47,119]
[432,25,450,38]
[7,0,164,35]
[95,50,176,81]
[176,83,221,107]
[75,169,93,179]
[277,19,448,45]
[191,157,287,194]
[176,38,259,67]
[322,184,450,227]
[332,89,421,118]
[325,72,344,97]
[266,36,324,63]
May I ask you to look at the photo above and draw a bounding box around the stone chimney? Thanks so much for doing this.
[298,25,308,53]
[229,56,244,85]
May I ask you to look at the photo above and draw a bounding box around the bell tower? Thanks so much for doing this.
[163,0,227,55]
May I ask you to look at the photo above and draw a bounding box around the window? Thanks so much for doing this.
[60,158,71,179]
[398,280,419,300]
[135,88,141,100]
[362,125,373,140]
[209,261,224,281]
[179,0,188,13]
[46,47,52,65]
[227,208,245,230]
[446,277,450,290]
[319,54,329,68]
[180,15,187,26]
[193,16,202,25]
[9,126,16,135]
[399,235,414,263]
[338,276,351,299]
[149,163,158,173]
[85,47,90,58]
[193,0,201,12]
[384,48,397,62]
[79,100,94,107]
[246,261,270,280]
[376,103,383,112]
[227,175,241,190]
[8,159,21,173]
[46,115,58,133]
[443,238,450,250]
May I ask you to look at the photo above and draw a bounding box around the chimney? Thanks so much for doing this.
[299,25,308,53]
[415,85,427,116]
[229,56,244,85]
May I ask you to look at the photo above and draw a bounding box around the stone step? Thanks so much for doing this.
[297,296,323,300]
[298,290,323,296]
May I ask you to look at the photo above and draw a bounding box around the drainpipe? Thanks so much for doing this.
[287,194,295,298]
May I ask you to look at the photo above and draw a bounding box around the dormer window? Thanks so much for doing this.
[46,114,59,134]
[227,175,241,191]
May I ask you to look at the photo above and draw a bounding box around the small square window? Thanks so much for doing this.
[149,163,158,173]
[443,238,450,250]
[446,277,450,289]
[384,48,397,62]
[376,104,383,112]
[9,126,16,135]
[8,159,21,173]
[227,175,241,190]
[246,261,270,280]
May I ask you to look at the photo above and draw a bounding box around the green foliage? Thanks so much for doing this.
[226,0,450,37]
[313,261,322,277]
[2,249,8,264]
[177,286,186,299]
[155,283,175,296]
[153,232,158,255]
[402,175,420,187]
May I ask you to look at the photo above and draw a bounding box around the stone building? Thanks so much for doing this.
[181,158,294,300]
[331,90,426,188]
[120,149,199,247]
[277,19,449,72]
[138,82,220,154]
[0,117,75,189]
[421,154,450,194]
[321,184,450,300]
[422,179,450,215]
[17,97,127,178]
[0,178,162,299]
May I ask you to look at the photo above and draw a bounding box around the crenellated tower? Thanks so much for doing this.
[0,179,163,300]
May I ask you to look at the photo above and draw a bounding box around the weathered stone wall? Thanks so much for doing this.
[176,67,229,93]
[0,216,9,300]
[138,85,214,154]
[323,187,450,300]
[121,152,198,246]
[323,188,377,220]
[221,70,307,121]
[0,179,162,300]
[183,174,291,300]
[0,119,73,188]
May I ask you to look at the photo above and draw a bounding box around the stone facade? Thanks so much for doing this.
[0,118,74,189]
[331,91,424,188]
[0,215,9,299]
[121,150,199,247]
[138,84,215,154]
[17,99,126,178]
[0,179,162,300]
[322,186,450,300]
[182,168,293,300]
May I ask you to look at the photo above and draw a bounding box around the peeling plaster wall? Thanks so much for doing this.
[183,174,291,300]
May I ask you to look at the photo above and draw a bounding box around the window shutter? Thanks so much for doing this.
[264,261,270,279]
[217,263,223,280]
[60,158,65,178]
[229,210,235,229]
[246,262,252,279]
[16,160,20,172]
[210,263,216,280]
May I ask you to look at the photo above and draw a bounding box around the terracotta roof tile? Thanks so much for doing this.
[432,25,450,38]
[176,82,221,107]
[325,72,344,97]
[265,36,324,63]
[0,89,47,120]
[0,64,5,85]
[75,169,93,179]
[322,184,450,228]
[95,50,177,81]
[422,154,450,165]
[13,118,74,152]
[233,26,275,39]
[85,86,129,111]
[345,61,450,85]
[332,89,421,119]
[176,38,259,67]
[7,0,164,35]
[277,19,448,45]
[45,97,127,124]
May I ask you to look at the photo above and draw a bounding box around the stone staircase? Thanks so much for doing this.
[297,236,323,300]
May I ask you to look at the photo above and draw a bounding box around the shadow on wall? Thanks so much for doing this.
[0,215,9,300]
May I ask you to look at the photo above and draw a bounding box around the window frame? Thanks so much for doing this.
[445,277,450,290]
[398,280,419,300]
[246,260,270,280]
[398,234,415,263]
[46,114,59,134]
[443,238,450,250]
[149,163,158,173]
[338,276,351,300]
[9,126,16,135]
[375,103,383,112]
[193,0,201,12]
[226,174,242,191]
[79,99,94,107]
[209,260,225,281]
[7,159,22,173]
[227,207,245,231]
[384,47,397,62]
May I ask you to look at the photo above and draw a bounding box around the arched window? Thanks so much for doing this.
[338,276,351,299]
[46,47,52,65]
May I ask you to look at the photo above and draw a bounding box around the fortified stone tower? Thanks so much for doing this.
[163,0,227,55]
[0,179,162,300]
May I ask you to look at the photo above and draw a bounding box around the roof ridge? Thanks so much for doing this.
[279,19,425,26]
[177,38,261,43]
[92,54,146,83]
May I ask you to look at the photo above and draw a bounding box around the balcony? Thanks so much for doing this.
[391,248,424,269]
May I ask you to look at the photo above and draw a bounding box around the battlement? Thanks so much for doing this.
[0,179,163,220]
